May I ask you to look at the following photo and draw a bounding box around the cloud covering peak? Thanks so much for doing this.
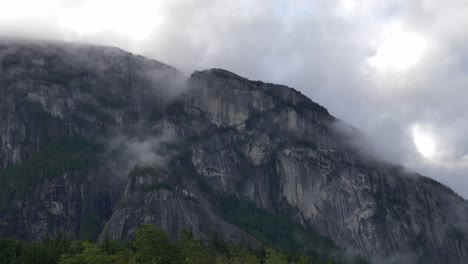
[1,0,468,196]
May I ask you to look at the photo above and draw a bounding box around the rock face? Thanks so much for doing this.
[1,39,468,263]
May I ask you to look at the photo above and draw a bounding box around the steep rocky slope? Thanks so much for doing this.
[1,39,467,263]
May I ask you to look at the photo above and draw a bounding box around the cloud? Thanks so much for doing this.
[1,0,468,196]
[105,125,176,178]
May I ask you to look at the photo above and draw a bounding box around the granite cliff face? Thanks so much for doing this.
[1,39,467,263]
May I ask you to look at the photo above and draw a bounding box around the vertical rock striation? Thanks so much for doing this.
[0,40,467,263]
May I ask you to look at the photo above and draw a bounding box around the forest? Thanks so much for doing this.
[0,224,371,264]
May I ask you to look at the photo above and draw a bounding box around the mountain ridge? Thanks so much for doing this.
[1,39,467,263]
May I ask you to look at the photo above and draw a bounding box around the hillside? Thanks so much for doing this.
[0,39,467,263]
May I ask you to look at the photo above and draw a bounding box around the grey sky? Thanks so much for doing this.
[1,0,468,196]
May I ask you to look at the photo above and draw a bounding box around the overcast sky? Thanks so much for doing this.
[1,0,468,197]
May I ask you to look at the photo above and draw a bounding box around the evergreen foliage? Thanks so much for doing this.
[0,137,102,212]
[0,224,371,264]
[79,213,104,242]
[215,195,370,264]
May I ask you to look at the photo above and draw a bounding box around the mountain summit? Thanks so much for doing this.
[1,39,467,263]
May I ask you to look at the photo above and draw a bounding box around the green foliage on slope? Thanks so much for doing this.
[0,234,71,264]
[79,213,104,242]
[0,137,102,212]
[128,166,166,179]
[215,195,370,264]
[0,224,370,264]
[127,166,175,192]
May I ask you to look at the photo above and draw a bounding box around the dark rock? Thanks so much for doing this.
[0,39,467,263]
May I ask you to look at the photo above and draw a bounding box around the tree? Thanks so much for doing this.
[265,248,289,264]
[293,255,313,264]
[59,241,115,264]
[79,213,103,242]
[133,224,180,264]
[179,231,214,264]
[229,245,259,264]
[0,238,23,264]
[208,232,229,257]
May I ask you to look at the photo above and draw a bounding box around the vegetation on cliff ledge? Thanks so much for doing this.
[0,137,102,212]
[216,195,369,264]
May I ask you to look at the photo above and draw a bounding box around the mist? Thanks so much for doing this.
[105,125,176,179]
[1,0,468,197]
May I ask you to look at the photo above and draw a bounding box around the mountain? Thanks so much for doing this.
[0,39,467,263]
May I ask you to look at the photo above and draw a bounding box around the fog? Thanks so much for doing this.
[1,0,468,196]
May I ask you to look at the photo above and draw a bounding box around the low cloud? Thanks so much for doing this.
[105,125,176,178]
[1,0,468,196]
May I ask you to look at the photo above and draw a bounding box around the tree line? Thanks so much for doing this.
[0,224,369,264]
